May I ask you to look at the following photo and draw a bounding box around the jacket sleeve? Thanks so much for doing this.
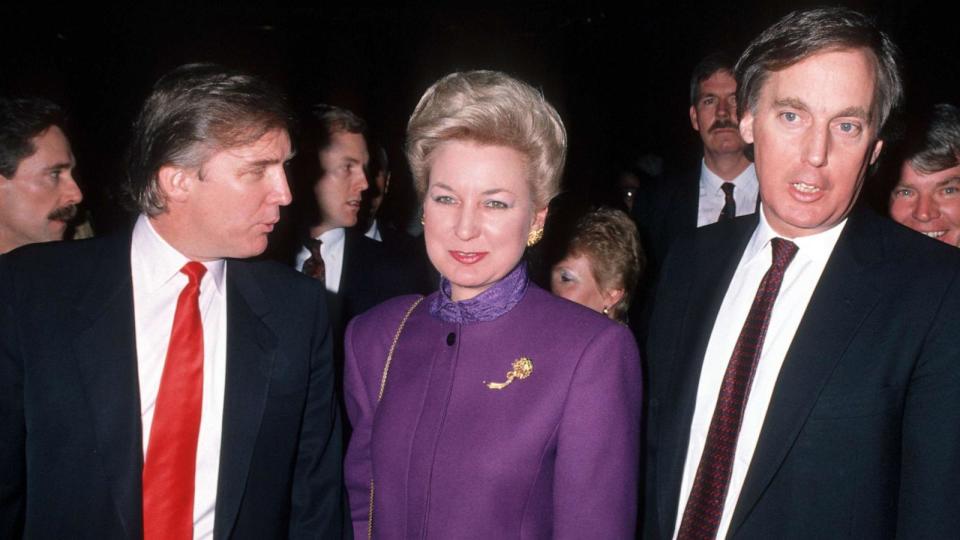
[289,286,346,539]
[342,316,377,540]
[897,268,960,538]
[0,256,25,537]
[553,323,642,539]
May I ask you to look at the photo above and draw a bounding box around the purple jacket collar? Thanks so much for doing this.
[430,263,529,324]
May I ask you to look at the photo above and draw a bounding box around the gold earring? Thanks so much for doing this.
[526,228,544,247]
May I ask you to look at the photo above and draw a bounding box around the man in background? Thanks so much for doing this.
[889,103,960,247]
[0,97,82,254]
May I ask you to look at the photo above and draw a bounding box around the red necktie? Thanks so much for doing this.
[677,238,798,539]
[302,238,326,285]
[143,261,206,540]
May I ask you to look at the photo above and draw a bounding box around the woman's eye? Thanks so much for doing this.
[485,200,509,209]
[433,195,455,204]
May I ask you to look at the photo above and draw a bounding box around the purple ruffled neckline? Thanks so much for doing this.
[429,263,529,324]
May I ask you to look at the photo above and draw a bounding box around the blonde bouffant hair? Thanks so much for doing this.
[405,70,567,209]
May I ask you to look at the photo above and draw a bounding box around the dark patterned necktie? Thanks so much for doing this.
[718,182,736,222]
[677,237,799,540]
[302,238,326,285]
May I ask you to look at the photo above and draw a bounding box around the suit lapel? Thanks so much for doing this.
[71,232,143,540]
[214,260,279,539]
[728,209,886,535]
[656,216,757,535]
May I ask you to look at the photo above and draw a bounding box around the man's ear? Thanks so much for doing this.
[739,109,756,144]
[869,139,884,165]
[689,105,701,132]
[156,164,195,205]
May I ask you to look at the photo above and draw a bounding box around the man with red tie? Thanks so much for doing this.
[0,64,344,538]
[644,8,960,539]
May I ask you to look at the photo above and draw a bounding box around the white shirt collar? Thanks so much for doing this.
[700,159,759,199]
[315,226,345,246]
[132,214,226,295]
[742,203,847,267]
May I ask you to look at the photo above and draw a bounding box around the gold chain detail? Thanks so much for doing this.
[369,296,424,538]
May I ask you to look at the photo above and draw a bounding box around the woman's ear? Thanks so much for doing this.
[532,206,548,231]
[602,287,625,310]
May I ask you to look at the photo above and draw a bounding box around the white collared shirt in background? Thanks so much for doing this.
[673,206,846,540]
[697,161,759,227]
[365,219,382,242]
[131,214,227,540]
[295,227,346,293]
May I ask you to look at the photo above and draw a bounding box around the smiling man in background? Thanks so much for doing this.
[889,103,960,247]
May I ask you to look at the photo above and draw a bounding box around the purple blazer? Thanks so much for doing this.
[344,266,642,538]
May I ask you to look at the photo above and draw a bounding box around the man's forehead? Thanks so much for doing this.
[759,49,878,115]
[216,128,291,160]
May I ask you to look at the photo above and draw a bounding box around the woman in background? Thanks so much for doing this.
[550,207,644,322]
[343,70,641,539]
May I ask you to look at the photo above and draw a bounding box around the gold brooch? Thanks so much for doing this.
[484,357,534,390]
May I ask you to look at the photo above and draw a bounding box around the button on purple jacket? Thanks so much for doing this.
[343,273,642,539]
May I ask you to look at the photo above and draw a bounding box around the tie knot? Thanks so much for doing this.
[770,237,799,270]
[721,182,735,196]
[305,238,323,259]
[181,261,207,285]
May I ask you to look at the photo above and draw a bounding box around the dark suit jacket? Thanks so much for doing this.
[631,164,701,280]
[0,231,344,539]
[644,208,960,539]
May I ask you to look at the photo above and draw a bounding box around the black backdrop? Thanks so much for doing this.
[3,1,957,234]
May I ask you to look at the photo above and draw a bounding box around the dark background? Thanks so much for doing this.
[3,1,957,234]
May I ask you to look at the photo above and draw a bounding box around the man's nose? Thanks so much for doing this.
[60,171,83,206]
[274,170,293,206]
[914,194,939,222]
[803,127,829,168]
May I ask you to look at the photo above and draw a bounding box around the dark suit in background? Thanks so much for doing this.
[0,233,344,538]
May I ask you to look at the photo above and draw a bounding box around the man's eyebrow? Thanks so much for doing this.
[936,176,960,188]
[773,97,808,111]
[835,106,870,120]
[243,158,283,169]
[43,162,73,172]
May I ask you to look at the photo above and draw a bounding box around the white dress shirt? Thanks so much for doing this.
[295,227,346,293]
[365,219,382,242]
[673,206,846,540]
[697,161,759,227]
[131,214,227,540]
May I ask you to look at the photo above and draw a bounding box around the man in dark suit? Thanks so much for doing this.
[645,8,960,539]
[633,53,758,277]
[288,106,430,347]
[0,64,344,538]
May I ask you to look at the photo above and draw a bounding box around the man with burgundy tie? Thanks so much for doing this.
[644,8,960,539]
[286,106,430,388]
[0,64,344,538]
